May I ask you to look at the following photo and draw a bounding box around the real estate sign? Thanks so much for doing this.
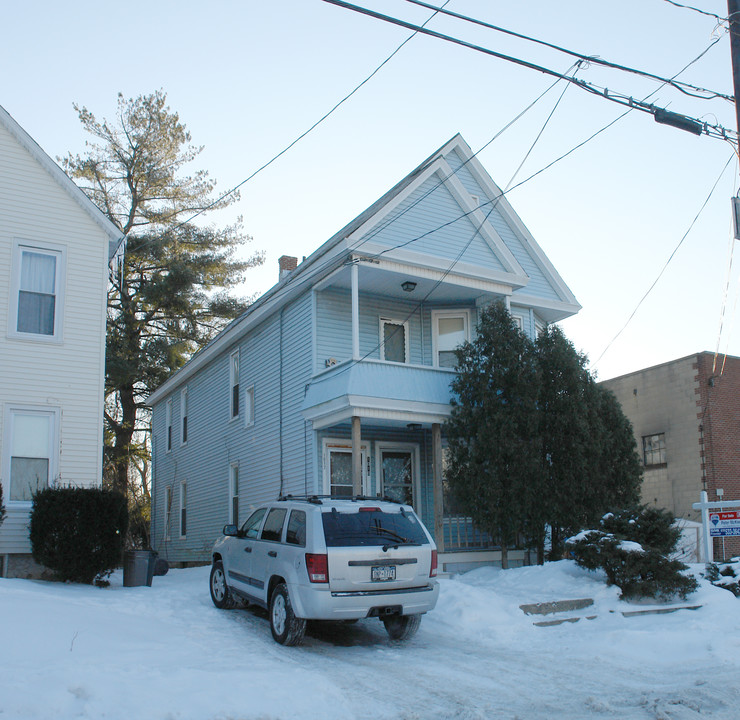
[709,510,740,537]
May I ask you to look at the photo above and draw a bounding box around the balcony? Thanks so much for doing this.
[302,358,456,429]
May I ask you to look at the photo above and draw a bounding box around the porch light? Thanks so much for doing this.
[401,281,417,292]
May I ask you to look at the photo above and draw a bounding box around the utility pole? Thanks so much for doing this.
[730,1,740,140]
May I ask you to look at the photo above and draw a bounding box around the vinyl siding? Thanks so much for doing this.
[363,175,507,272]
[151,292,314,563]
[445,149,559,301]
[316,287,477,372]
[0,119,109,555]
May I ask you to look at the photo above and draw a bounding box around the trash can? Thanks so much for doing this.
[123,550,154,587]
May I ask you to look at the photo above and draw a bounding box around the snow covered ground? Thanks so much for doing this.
[2,560,739,720]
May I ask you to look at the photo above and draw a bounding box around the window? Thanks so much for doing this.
[10,241,65,340]
[286,510,306,546]
[229,464,239,526]
[179,481,187,538]
[3,408,57,502]
[643,433,666,467]
[432,310,470,368]
[164,486,173,540]
[260,508,287,542]
[230,351,240,419]
[241,507,267,539]
[166,400,173,452]
[180,388,188,445]
[380,318,409,363]
[244,385,255,427]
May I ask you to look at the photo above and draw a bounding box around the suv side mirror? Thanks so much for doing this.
[223,524,239,537]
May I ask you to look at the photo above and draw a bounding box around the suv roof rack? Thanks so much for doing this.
[277,494,404,506]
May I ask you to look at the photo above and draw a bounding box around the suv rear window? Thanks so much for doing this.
[321,509,429,547]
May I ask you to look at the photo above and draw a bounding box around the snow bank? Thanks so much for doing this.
[2,561,739,719]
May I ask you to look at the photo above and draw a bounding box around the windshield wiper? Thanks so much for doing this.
[373,525,420,551]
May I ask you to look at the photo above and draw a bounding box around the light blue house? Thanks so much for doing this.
[147,135,580,572]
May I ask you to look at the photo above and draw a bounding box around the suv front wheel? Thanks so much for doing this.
[382,613,421,641]
[270,583,307,646]
[210,561,236,609]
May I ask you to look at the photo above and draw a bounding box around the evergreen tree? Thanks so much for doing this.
[536,326,599,559]
[62,91,264,497]
[536,327,641,559]
[444,302,540,568]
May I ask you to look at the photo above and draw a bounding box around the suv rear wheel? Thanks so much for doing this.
[382,613,421,641]
[270,583,306,646]
[210,560,236,609]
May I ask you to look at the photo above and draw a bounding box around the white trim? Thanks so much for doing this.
[180,387,188,446]
[229,463,240,525]
[431,308,471,368]
[166,400,173,453]
[164,485,172,541]
[322,438,369,495]
[375,441,421,510]
[379,317,410,364]
[179,480,187,539]
[7,239,66,343]
[1,404,60,506]
[244,385,255,428]
[229,350,240,421]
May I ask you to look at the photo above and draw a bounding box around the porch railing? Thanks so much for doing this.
[443,514,495,551]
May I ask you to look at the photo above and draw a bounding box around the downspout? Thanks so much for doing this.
[279,308,284,497]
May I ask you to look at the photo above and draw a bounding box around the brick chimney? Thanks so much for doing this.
[278,255,298,282]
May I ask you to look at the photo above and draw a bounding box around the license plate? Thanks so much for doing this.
[371,565,396,582]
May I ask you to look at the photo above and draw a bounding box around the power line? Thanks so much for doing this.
[661,0,726,23]
[592,153,735,369]
[324,80,573,380]
[402,0,732,101]
[321,1,736,142]
[123,0,452,247]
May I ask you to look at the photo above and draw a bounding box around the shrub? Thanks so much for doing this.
[30,487,129,584]
[704,560,740,597]
[566,507,698,601]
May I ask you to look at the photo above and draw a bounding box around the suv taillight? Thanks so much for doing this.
[430,549,438,578]
[306,553,329,583]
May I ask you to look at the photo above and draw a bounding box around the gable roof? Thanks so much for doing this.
[0,104,125,257]
[148,133,580,405]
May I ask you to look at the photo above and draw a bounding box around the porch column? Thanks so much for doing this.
[351,261,360,360]
[352,415,362,496]
[432,422,445,551]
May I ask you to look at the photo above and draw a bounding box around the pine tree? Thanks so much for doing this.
[444,302,540,568]
[62,91,264,497]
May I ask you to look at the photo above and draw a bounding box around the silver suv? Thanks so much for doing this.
[209,495,439,645]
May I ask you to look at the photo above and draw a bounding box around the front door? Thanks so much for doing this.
[323,441,369,497]
[380,448,416,508]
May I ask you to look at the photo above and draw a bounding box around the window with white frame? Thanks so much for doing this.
[230,351,240,419]
[164,486,172,540]
[180,388,188,445]
[244,385,255,427]
[380,317,409,363]
[432,310,470,368]
[229,464,239,526]
[166,400,173,452]
[179,481,187,538]
[3,407,58,502]
[642,433,666,467]
[10,241,65,339]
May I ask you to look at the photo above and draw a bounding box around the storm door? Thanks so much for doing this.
[379,447,416,508]
[323,440,369,497]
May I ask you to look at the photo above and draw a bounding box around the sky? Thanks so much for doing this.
[2,0,737,380]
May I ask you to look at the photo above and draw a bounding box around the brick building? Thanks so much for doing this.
[601,352,740,559]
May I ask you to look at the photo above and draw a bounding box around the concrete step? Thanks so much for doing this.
[519,598,594,616]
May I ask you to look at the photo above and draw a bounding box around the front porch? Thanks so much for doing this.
[302,360,529,570]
